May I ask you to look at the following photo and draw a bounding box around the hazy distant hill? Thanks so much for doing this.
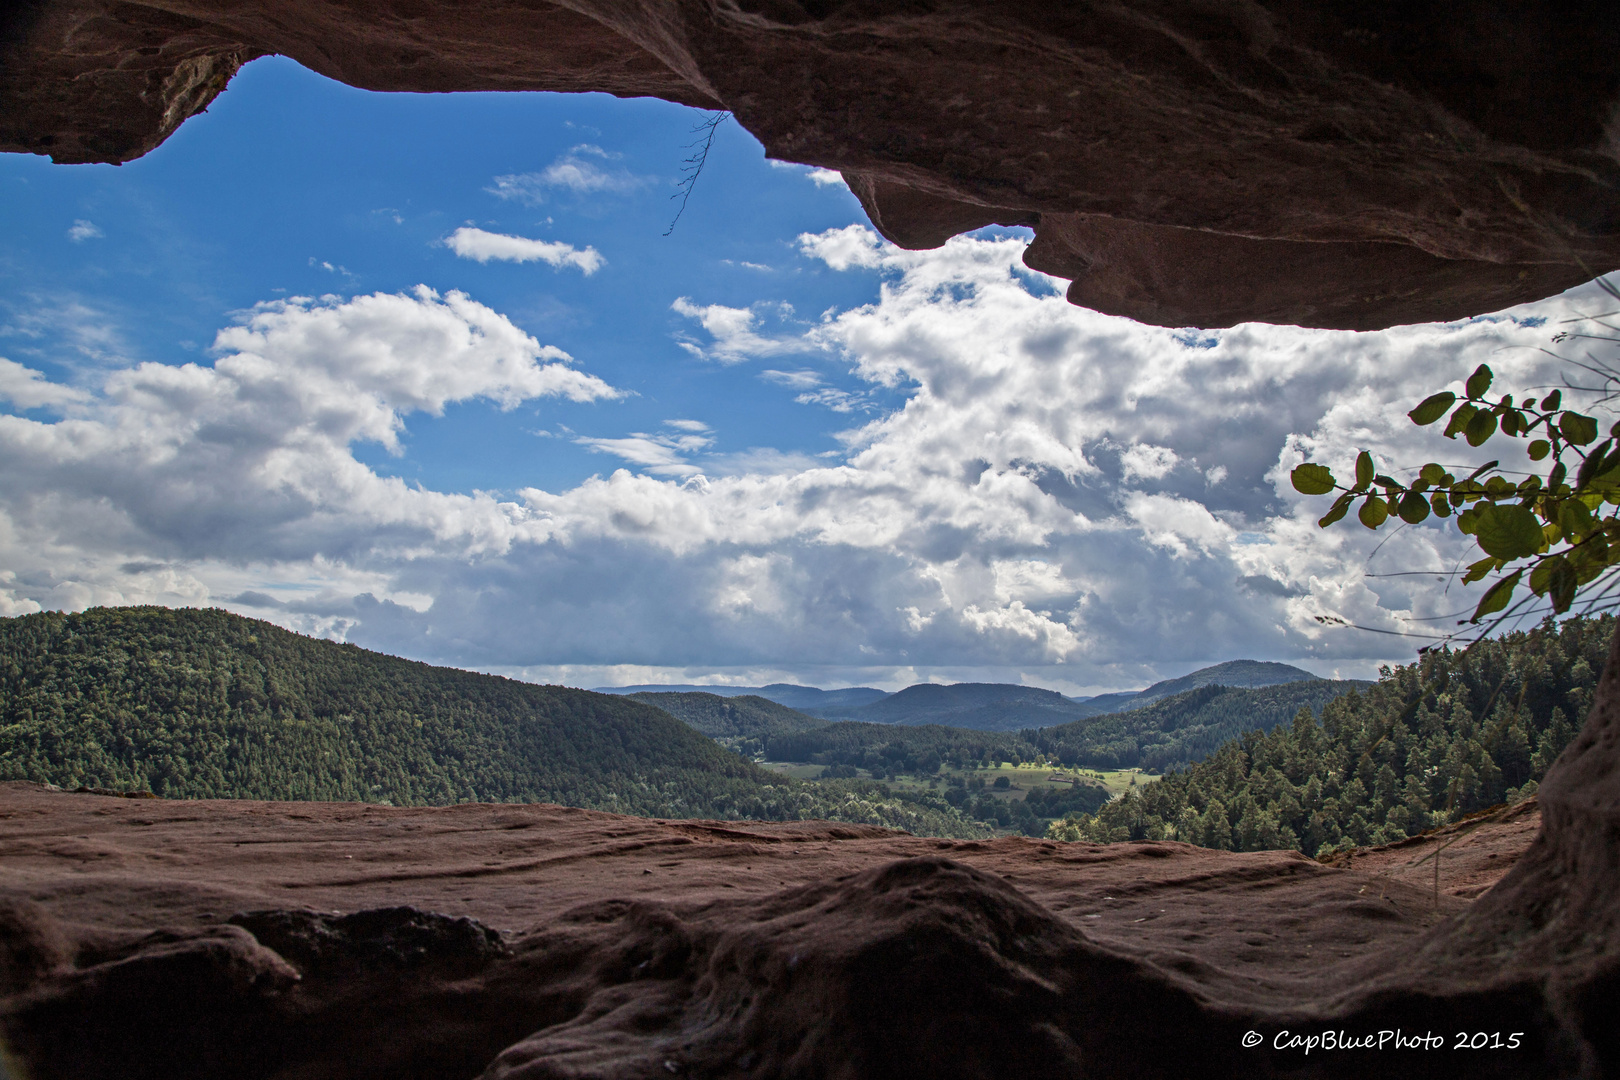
[768,678,1371,773]
[598,662,1326,732]
[625,692,824,756]
[598,683,888,715]
[1065,660,1321,715]
[0,608,986,836]
[1064,691,1142,715]
[815,662,1329,732]
[1128,660,1319,704]
[837,683,1093,731]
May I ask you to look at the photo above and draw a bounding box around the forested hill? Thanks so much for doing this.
[766,678,1365,774]
[625,692,823,757]
[1052,615,1610,856]
[1128,660,1320,704]
[0,607,987,836]
[840,681,1091,730]
[1043,678,1370,771]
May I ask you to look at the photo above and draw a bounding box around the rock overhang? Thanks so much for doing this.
[3,0,1618,330]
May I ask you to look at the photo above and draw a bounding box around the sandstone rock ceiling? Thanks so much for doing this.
[3,0,1618,329]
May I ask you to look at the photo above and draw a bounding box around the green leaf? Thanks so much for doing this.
[1558,498,1595,540]
[1462,556,1497,584]
[1501,409,1523,437]
[1577,438,1615,489]
[1471,570,1522,622]
[1465,409,1499,447]
[1542,389,1562,412]
[1549,559,1578,613]
[1444,403,1478,439]
[1529,556,1577,612]
[1357,496,1389,529]
[1355,451,1375,490]
[1408,392,1456,426]
[1397,491,1431,524]
[1473,503,1544,560]
[1528,439,1551,461]
[1318,493,1353,528]
[1290,463,1337,495]
[1560,412,1599,446]
[1419,462,1446,485]
[1466,364,1493,399]
[1430,492,1452,518]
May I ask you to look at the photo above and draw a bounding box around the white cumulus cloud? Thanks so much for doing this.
[445,227,603,274]
[671,298,816,364]
[0,287,621,617]
[768,161,847,188]
[0,358,89,410]
[488,146,646,205]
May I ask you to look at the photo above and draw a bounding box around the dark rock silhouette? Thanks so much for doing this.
[4,1,1618,328]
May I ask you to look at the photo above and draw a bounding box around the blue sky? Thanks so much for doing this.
[0,58,893,495]
[0,56,1609,693]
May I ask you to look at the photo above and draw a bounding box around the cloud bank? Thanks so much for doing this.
[0,233,1599,692]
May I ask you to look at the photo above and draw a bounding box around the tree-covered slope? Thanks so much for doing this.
[0,607,988,836]
[765,679,1364,773]
[1129,659,1322,703]
[1040,679,1372,771]
[837,682,1092,728]
[1050,615,1608,856]
[625,691,824,755]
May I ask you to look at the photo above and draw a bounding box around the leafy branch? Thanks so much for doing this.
[1291,358,1620,626]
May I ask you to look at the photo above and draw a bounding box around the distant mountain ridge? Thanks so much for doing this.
[843,683,1092,732]
[766,678,1376,775]
[596,683,888,714]
[598,660,1329,733]
[1128,660,1320,704]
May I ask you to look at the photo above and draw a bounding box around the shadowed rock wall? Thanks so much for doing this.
[3,0,1618,328]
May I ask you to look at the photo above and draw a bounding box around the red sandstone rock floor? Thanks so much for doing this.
[1,781,1535,1008]
[1318,797,1542,901]
[2,782,1573,1080]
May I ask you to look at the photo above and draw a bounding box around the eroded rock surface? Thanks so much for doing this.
[1319,796,1543,901]
[0,754,1610,1079]
[4,1,1618,328]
